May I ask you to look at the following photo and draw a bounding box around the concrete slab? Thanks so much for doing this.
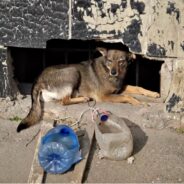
[0,96,184,183]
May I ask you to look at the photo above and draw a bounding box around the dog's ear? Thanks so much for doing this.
[97,47,107,56]
[128,53,136,61]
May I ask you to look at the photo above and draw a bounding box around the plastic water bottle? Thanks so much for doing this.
[38,125,82,174]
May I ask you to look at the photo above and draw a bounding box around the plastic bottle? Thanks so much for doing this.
[38,125,82,174]
[95,112,133,160]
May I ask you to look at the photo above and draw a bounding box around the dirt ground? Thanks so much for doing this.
[0,95,184,183]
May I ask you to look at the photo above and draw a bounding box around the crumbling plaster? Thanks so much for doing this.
[0,0,183,58]
[75,0,184,58]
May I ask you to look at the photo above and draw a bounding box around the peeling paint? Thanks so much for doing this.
[122,19,142,52]
[166,93,181,113]
[168,40,174,50]
[78,0,143,52]
[0,45,5,49]
[0,0,69,48]
[1,0,184,58]
[166,1,180,23]
[130,0,145,14]
[0,48,10,97]
[144,1,183,58]
[147,43,166,57]
[2,60,7,66]
[73,0,184,56]
[180,42,184,51]
[82,0,129,30]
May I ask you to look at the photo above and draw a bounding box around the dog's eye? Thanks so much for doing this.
[107,60,112,65]
[119,61,126,66]
[119,58,126,62]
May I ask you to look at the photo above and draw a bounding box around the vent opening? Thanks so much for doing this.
[125,55,163,93]
[10,40,163,95]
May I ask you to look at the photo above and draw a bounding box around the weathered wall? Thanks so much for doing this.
[0,47,18,98]
[73,0,184,58]
[0,0,184,58]
[0,0,69,48]
[0,47,10,97]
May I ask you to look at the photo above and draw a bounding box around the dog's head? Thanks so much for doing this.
[97,47,136,77]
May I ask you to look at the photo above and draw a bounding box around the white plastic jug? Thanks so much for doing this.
[95,112,133,160]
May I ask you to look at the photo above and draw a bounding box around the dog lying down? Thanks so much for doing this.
[17,48,159,132]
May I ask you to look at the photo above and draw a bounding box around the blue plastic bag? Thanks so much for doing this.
[38,125,82,174]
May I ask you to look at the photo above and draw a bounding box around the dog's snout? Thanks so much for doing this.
[111,69,117,76]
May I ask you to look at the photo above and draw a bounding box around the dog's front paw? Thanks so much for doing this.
[151,92,160,98]
[83,97,90,102]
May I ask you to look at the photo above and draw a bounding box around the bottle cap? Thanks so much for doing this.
[100,114,108,121]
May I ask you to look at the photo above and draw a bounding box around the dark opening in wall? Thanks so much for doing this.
[124,55,163,92]
[10,40,163,95]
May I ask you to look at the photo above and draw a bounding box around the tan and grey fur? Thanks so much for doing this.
[17,48,159,132]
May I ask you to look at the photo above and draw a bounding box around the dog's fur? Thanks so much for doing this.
[17,48,159,132]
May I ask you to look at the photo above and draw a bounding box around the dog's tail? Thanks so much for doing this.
[17,83,43,132]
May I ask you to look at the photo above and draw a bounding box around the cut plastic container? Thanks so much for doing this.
[95,113,133,160]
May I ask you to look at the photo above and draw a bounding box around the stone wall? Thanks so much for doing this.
[0,0,184,58]
[0,47,17,98]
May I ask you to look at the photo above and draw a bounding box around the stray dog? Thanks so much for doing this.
[17,48,159,132]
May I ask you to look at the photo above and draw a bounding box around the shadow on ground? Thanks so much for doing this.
[124,118,148,155]
[83,118,148,182]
